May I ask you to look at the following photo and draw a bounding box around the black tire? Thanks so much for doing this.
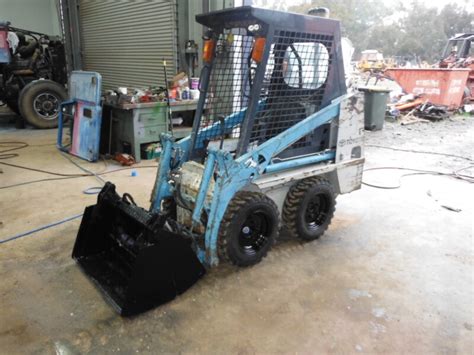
[282,177,336,241]
[218,191,279,267]
[5,98,20,114]
[18,80,67,129]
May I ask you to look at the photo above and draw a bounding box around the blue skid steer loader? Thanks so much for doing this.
[72,6,365,316]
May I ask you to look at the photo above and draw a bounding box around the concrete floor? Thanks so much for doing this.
[0,112,473,353]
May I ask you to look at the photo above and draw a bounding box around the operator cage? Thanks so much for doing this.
[190,7,346,161]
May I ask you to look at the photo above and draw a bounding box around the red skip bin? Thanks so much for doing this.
[385,68,470,109]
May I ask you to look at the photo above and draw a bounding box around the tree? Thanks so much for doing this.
[286,0,473,62]
[366,24,403,57]
[393,1,447,61]
[440,3,473,38]
[288,0,391,56]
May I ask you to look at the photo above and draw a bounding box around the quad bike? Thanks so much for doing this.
[0,21,67,128]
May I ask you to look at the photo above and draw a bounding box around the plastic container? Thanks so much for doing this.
[181,88,190,100]
[141,148,160,160]
[358,86,391,131]
[190,89,200,100]
[190,77,199,90]
[169,88,177,99]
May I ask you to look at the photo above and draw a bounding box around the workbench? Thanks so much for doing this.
[102,100,197,162]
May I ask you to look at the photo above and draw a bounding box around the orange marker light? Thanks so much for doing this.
[202,39,215,63]
[251,37,266,63]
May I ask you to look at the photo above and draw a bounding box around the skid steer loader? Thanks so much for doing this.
[72,7,365,316]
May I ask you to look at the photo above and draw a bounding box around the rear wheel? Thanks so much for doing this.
[19,80,67,129]
[282,177,336,241]
[218,191,279,267]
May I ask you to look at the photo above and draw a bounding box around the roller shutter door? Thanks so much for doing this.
[79,0,177,90]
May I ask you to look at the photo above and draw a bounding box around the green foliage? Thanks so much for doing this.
[287,0,390,54]
[439,3,473,38]
[287,0,473,62]
[396,1,447,61]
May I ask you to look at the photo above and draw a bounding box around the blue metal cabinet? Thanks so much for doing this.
[57,71,102,162]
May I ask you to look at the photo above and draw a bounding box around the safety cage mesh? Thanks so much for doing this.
[194,26,334,159]
[194,28,253,152]
[250,30,333,157]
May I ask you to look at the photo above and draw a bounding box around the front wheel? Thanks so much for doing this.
[19,80,67,129]
[282,177,336,241]
[218,191,279,267]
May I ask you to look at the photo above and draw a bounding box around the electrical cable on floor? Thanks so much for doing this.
[0,140,158,189]
[363,145,473,189]
[0,153,158,242]
[362,166,474,189]
[454,165,474,180]
[0,157,157,241]
[0,165,158,190]
[0,160,89,176]
[60,151,106,184]
[28,143,57,147]
[0,141,29,160]
[2,141,471,242]
[0,213,83,244]
[0,140,155,176]
[3,167,470,243]
[365,144,473,162]
[0,159,156,242]
[0,141,29,152]
[0,176,80,190]
[60,152,105,193]
[82,187,104,195]
[0,141,158,243]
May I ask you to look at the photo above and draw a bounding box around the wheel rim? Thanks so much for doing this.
[238,210,271,256]
[33,92,60,120]
[304,194,330,231]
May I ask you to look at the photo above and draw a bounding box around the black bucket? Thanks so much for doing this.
[72,183,206,316]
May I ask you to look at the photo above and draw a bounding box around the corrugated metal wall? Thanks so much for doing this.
[79,0,177,90]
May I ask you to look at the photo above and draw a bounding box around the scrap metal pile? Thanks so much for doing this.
[358,67,472,126]
[352,32,473,126]
[386,92,450,125]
